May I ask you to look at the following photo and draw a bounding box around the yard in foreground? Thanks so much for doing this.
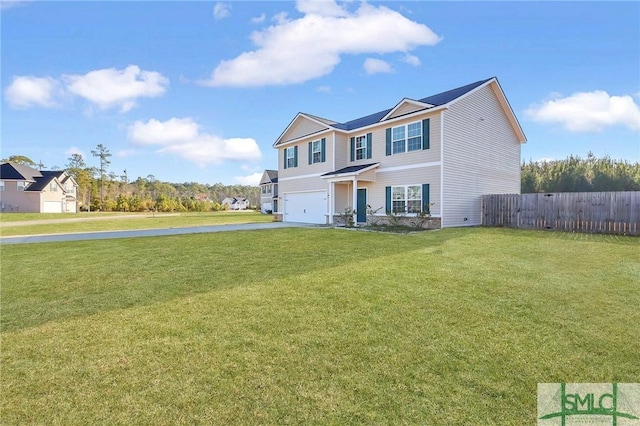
[1,228,638,424]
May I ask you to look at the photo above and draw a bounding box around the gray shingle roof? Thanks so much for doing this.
[321,163,379,177]
[325,78,493,132]
[0,162,42,181]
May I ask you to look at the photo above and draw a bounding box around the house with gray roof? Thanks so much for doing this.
[259,169,278,213]
[272,77,526,227]
[0,162,78,213]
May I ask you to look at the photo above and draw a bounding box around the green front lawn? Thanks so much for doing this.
[0,211,272,236]
[1,228,638,424]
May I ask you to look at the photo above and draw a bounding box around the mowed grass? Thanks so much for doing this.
[0,211,272,236]
[1,228,638,424]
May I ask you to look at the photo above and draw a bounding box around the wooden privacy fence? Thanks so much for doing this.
[482,192,640,236]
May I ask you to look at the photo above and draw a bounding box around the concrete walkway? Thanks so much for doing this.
[0,222,314,245]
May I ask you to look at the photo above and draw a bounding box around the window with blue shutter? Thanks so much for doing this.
[385,186,391,213]
[422,184,430,214]
[350,137,355,162]
[286,146,297,168]
[309,139,325,164]
[366,133,372,159]
[422,119,430,150]
[385,128,392,156]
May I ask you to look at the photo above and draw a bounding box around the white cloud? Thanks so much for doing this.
[213,2,231,20]
[316,85,332,93]
[203,0,441,87]
[63,65,169,112]
[526,90,640,132]
[1,0,30,10]
[251,13,266,24]
[5,76,59,108]
[402,53,421,67]
[128,117,262,166]
[364,58,394,75]
[234,172,263,186]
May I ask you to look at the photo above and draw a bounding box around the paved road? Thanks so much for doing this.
[0,222,314,245]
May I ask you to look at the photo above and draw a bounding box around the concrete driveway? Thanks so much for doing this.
[0,222,315,245]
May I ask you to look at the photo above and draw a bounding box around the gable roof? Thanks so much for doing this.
[24,171,62,192]
[260,169,278,185]
[0,162,42,181]
[275,77,523,146]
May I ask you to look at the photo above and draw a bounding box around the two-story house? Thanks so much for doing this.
[272,77,526,227]
[259,170,278,214]
[0,162,78,213]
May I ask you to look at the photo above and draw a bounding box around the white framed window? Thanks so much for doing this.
[355,135,367,160]
[286,147,296,168]
[407,122,422,151]
[392,126,406,154]
[0,181,4,191]
[50,182,58,192]
[17,181,26,191]
[312,140,322,164]
[392,185,422,213]
[391,121,422,154]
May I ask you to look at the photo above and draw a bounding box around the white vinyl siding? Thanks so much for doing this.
[280,117,328,142]
[442,84,522,227]
[387,101,428,119]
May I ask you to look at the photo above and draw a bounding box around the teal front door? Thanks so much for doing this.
[357,188,367,223]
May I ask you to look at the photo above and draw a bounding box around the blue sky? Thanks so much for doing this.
[2,1,639,186]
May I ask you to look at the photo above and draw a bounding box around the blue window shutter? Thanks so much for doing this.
[293,145,298,167]
[385,128,392,156]
[422,119,430,150]
[283,149,287,169]
[422,184,430,214]
[350,137,355,162]
[366,133,372,159]
[385,186,391,214]
[308,142,312,165]
[321,138,326,162]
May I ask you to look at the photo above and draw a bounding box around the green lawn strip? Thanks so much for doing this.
[0,212,271,236]
[0,212,130,222]
[1,228,638,424]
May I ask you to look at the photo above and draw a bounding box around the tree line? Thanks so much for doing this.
[3,148,260,212]
[521,152,640,193]
[4,150,640,211]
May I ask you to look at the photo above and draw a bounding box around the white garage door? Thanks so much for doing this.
[284,191,327,224]
[43,201,62,213]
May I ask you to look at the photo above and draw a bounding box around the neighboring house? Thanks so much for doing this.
[221,196,249,211]
[0,162,78,213]
[259,170,278,213]
[273,77,526,227]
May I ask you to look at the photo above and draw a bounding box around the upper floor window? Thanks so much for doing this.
[50,182,58,192]
[350,133,372,161]
[0,181,4,191]
[386,119,430,155]
[262,184,271,194]
[355,135,367,160]
[284,146,298,169]
[308,138,326,164]
[17,181,26,191]
[392,122,422,154]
